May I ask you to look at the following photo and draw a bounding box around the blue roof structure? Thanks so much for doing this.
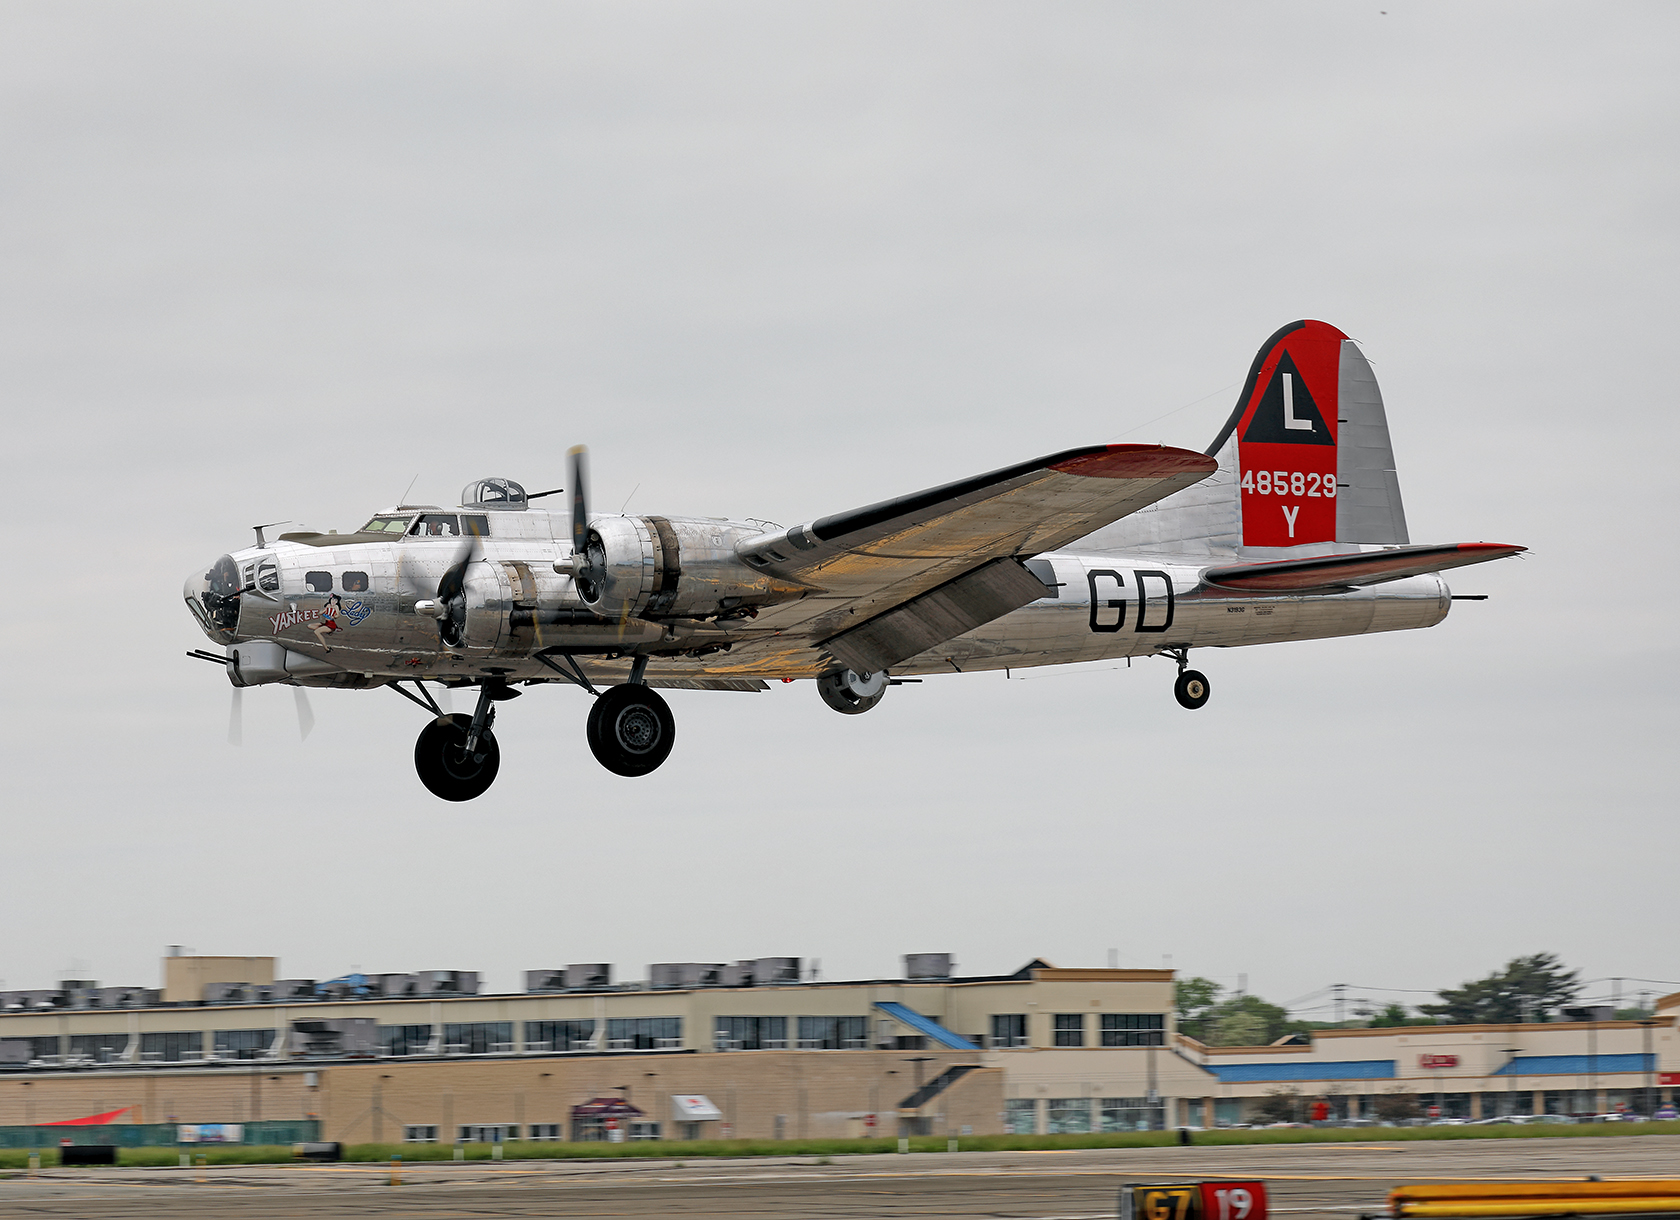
[1495,1054,1653,1076]
[872,1001,977,1051]
[1202,1059,1395,1083]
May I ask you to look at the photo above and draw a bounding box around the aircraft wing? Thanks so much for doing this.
[1202,542,1525,592]
[735,443,1216,672]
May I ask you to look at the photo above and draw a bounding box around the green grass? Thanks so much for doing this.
[0,1122,1677,1169]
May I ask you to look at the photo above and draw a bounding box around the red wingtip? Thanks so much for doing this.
[1050,444,1219,479]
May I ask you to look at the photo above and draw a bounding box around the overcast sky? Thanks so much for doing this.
[1,2,1675,1017]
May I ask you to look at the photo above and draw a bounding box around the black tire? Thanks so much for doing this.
[586,685,676,777]
[414,713,501,801]
[1174,669,1211,710]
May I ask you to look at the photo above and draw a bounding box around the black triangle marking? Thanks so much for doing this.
[1242,351,1334,446]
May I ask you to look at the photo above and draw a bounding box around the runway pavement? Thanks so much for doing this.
[5,1134,1679,1219]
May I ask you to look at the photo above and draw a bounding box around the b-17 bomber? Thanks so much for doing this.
[186,321,1523,799]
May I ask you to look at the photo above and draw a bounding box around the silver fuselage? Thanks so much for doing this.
[185,507,1448,688]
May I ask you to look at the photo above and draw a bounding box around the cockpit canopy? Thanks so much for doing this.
[461,478,527,510]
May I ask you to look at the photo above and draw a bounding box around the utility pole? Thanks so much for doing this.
[1334,983,1346,1026]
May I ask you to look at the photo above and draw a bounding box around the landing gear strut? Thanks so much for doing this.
[413,682,517,801]
[1163,647,1210,711]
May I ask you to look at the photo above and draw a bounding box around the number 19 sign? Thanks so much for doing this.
[1121,1181,1269,1220]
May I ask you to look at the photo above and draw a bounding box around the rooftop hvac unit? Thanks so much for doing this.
[752,957,801,984]
[374,974,420,998]
[524,969,568,992]
[564,964,612,990]
[1,990,68,1011]
[59,979,98,991]
[416,971,479,996]
[272,979,317,1000]
[203,983,257,1004]
[650,963,725,990]
[1564,1005,1617,1022]
[70,986,150,1008]
[290,1018,377,1057]
[904,953,954,980]
[720,962,754,988]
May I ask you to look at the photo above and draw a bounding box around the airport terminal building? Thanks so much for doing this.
[0,955,1675,1142]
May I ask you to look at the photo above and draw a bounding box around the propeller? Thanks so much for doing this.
[560,444,607,600]
[224,685,314,745]
[432,532,480,649]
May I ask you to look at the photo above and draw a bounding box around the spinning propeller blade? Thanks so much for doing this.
[294,687,315,742]
[227,688,243,747]
[569,445,589,556]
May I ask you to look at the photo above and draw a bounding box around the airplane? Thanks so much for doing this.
[184,320,1524,800]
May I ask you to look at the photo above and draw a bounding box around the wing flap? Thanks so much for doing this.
[823,557,1051,673]
[1203,542,1525,592]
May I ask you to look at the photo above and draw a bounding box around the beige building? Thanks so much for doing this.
[0,956,1214,1141]
[4,957,1672,1142]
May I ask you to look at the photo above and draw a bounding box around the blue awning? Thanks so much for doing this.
[1495,1054,1653,1076]
[1202,1059,1395,1083]
[872,1001,977,1051]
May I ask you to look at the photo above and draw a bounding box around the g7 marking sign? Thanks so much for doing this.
[1121,1181,1269,1220]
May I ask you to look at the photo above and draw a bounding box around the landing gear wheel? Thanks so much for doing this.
[414,713,501,800]
[1174,670,1211,710]
[587,684,676,777]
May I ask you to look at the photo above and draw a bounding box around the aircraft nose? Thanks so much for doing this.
[185,553,244,642]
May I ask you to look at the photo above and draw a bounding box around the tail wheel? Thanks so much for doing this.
[587,684,676,776]
[415,713,501,800]
[1174,670,1211,710]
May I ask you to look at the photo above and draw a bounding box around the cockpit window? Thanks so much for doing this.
[410,513,460,537]
[462,514,490,538]
[342,571,369,593]
[305,571,332,593]
[359,515,413,534]
[255,560,280,594]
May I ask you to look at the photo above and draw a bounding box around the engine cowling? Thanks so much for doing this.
[569,515,803,620]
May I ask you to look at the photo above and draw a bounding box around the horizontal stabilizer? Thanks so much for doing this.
[1203,542,1524,592]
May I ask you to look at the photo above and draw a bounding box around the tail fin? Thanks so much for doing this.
[1080,320,1409,555]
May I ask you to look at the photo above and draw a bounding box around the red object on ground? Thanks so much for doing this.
[40,1106,132,1126]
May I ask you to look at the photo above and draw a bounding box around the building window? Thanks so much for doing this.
[524,1020,595,1052]
[1004,1098,1037,1134]
[341,570,369,592]
[443,1022,514,1055]
[990,1014,1029,1048]
[214,1029,275,1060]
[1047,1098,1092,1133]
[528,1123,563,1141]
[69,1033,129,1064]
[140,1031,203,1062]
[1101,1096,1163,1132]
[715,1016,788,1051]
[796,1016,868,1050]
[380,1025,434,1057]
[403,1126,438,1143]
[628,1121,662,1140]
[25,1036,61,1061]
[458,1125,518,1143]
[1052,1014,1085,1047]
[306,572,332,593]
[606,1017,682,1050]
[1100,1013,1165,1047]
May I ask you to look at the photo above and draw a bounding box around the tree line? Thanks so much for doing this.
[1176,953,1612,1046]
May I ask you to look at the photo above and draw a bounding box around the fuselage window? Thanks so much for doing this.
[256,560,280,593]
[305,572,332,593]
[360,516,413,535]
[410,514,461,538]
[461,514,490,538]
[342,571,369,593]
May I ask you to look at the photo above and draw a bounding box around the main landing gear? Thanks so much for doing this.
[410,682,514,802]
[397,657,680,799]
[1163,647,1211,711]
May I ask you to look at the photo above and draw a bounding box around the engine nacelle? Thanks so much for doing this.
[570,515,804,620]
